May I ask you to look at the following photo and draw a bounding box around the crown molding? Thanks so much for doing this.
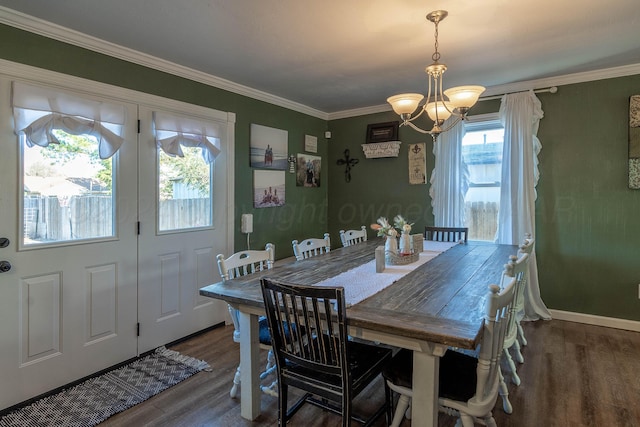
[329,62,640,120]
[2,6,640,123]
[0,58,237,123]
[0,6,328,121]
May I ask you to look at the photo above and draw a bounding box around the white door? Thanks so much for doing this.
[0,77,139,409]
[137,106,230,353]
[0,69,234,410]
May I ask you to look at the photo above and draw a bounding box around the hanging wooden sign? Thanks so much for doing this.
[408,143,427,184]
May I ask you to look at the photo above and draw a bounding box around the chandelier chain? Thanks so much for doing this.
[432,20,440,63]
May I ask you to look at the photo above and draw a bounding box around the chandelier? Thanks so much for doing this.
[387,10,485,140]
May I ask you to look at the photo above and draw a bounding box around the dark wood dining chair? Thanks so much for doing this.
[382,276,517,427]
[424,226,468,243]
[260,277,393,427]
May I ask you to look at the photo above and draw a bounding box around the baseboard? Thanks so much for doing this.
[549,309,640,333]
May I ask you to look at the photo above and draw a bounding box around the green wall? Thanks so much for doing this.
[328,78,640,321]
[0,24,328,259]
[3,23,640,321]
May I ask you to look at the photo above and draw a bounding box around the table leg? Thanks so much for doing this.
[411,344,447,427]
[238,310,261,420]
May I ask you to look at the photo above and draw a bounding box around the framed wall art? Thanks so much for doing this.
[629,95,640,189]
[250,123,288,169]
[366,121,399,144]
[296,153,321,187]
[304,134,318,153]
[253,170,285,208]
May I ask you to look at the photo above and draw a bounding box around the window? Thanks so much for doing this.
[22,131,115,245]
[13,81,126,247]
[158,146,212,231]
[153,110,221,232]
[462,116,504,241]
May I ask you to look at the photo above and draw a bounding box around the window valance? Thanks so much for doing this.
[11,81,126,159]
[153,111,222,164]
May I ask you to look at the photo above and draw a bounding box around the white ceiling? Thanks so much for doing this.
[1,0,640,115]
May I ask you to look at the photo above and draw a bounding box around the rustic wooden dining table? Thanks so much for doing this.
[199,239,517,427]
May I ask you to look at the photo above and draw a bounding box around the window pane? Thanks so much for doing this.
[158,146,212,231]
[462,126,504,241]
[23,131,114,246]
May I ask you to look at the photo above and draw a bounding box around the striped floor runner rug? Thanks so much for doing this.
[0,347,210,427]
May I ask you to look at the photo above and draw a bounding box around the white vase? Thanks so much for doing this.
[399,232,412,255]
[385,235,398,255]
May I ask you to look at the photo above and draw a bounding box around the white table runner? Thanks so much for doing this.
[313,240,459,306]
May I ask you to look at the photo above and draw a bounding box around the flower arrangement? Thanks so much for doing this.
[371,217,396,238]
[393,215,414,235]
[371,215,419,263]
[370,215,414,237]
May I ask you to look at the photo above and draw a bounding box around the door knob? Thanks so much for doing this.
[0,261,11,273]
[0,238,9,248]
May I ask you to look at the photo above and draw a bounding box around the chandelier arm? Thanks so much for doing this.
[405,120,434,135]
[438,116,463,133]
[405,106,427,123]
[436,74,444,122]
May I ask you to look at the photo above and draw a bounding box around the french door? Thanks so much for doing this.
[137,105,230,353]
[0,66,232,410]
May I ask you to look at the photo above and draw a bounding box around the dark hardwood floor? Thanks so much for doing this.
[100,319,640,427]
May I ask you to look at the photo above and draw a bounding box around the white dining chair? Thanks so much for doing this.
[216,243,277,398]
[515,234,535,347]
[339,226,367,247]
[382,276,517,427]
[292,233,331,260]
[501,251,530,388]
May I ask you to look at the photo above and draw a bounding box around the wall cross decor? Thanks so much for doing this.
[336,149,359,182]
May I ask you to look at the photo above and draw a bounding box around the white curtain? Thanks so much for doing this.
[429,117,469,226]
[497,90,551,321]
[154,111,221,164]
[12,81,126,159]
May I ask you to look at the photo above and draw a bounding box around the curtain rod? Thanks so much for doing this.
[478,86,558,102]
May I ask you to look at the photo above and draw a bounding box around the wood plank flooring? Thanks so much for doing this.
[101,319,640,427]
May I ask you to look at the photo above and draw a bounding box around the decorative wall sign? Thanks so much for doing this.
[250,124,288,169]
[304,134,318,153]
[629,95,640,189]
[253,170,285,208]
[296,153,321,187]
[408,143,427,184]
[336,149,358,182]
[362,141,402,158]
[366,121,399,144]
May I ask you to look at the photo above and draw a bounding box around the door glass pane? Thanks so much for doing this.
[462,127,504,241]
[158,146,212,231]
[22,131,115,246]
